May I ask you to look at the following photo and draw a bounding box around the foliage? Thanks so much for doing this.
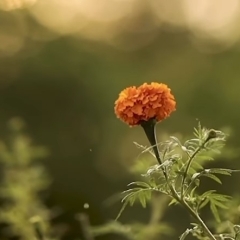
[114,122,240,240]
[0,118,56,240]
[0,118,239,240]
[90,194,173,240]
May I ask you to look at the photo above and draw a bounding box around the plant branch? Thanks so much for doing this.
[164,185,217,240]
[141,121,216,240]
[180,141,207,198]
[179,199,217,240]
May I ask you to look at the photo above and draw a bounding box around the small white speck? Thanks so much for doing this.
[83,203,89,209]
[89,149,92,152]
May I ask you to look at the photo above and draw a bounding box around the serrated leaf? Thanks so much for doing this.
[194,124,201,138]
[170,136,182,147]
[212,200,229,209]
[129,195,136,206]
[208,169,231,176]
[211,193,231,202]
[184,139,199,149]
[208,168,240,175]
[210,202,221,223]
[207,148,221,154]
[200,190,216,199]
[122,188,140,195]
[139,190,151,208]
[193,126,198,135]
[203,174,222,184]
[128,181,151,188]
[199,198,210,209]
[191,161,204,170]
[121,191,136,203]
[116,200,128,220]
[120,186,153,216]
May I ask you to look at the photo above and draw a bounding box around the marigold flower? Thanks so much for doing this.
[114,82,176,126]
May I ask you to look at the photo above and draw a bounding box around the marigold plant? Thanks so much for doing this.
[112,82,240,240]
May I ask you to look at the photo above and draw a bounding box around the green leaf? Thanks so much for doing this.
[203,174,222,184]
[129,194,136,206]
[191,161,204,170]
[116,200,128,220]
[194,179,200,187]
[128,181,151,188]
[190,185,198,197]
[199,198,210,209]
[184,139,200,150]
[207,168,240,175]
[207,169,231,176]
[188,167,197,175]
[200,190,216,199]
[210,201,221,223]
[198,191,231,222]
[195,155,214,161]
[212,200,229,209]
[193,122,202,138]
[211,193,231,202]
[169,136,183,147]
[121,191,136,203]
[168,198,177,206]
[191,172,200,180]
[190,167,240,187]
[179,228,192,240]
[117,182,154,220]
[138,195,146,207]
[138,190,151,208]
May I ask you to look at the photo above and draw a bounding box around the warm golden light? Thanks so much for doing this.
[2,0,240,52]
[0,0,37,11]
[183,0,240,42]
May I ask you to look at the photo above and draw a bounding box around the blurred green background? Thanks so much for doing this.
[0,0,240,239]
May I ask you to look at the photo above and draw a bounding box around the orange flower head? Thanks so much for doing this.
[114,82,176,126]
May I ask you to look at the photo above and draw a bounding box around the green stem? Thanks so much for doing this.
[157,185,216,240]
[180,140,207,198]
[183,179,196,198]
[180,200,217,240]
[141,119,161,165]
[141,120,174,192]
[141,121,216,240]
